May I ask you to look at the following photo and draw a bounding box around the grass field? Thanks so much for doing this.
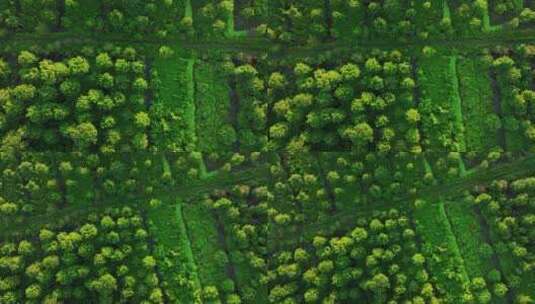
[151,50,197,151]
[450,56,467,151]
[195,60,235,153]
[418,54,464,151]
[457,56,498,152]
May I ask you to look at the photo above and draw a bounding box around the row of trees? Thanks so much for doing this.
[468,174,535,302]
[267,208,443,303]
[258,0,501,44]
[203,182,270,303]
[194,0,234,37]
[0,0,194,38]
[0,207,165,304]
[257,49,419,154]
[0,46,153,156]
[491,44,535,152]
[0,152,165,218]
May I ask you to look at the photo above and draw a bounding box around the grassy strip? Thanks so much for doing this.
[185,0,192,18]
[151,52,197,151]
[482,2,504,33]
[413,201,470,302]
[183,202,230,299]
[147,202,202,303]
[449,56,467,151]
[225,3,247,38]
[444,202,496,279]
[443,0,451,20]
[457,56,498,152]
[195,60,236,153]
[418,54,462,151]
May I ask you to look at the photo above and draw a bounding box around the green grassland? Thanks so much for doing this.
[457,55,499,152]
[151,50,197,152]
[195,60,236,153]
[418,54,465,151]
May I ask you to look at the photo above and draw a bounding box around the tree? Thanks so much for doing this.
[158,46,174,59]
[90,273,117,296]
[134,112,151,129]
[203,286,219,300]
[96,53,113,70]
[351,227,368,242]
[18,51,38,66]
[143,256,157,269]
[365,273,390,293]
[340,63,361,80]
[406,108,421,124]
[79,224,98,239]
[68,56,90,75]
[412,253,426,266]
[0,58,11,81]
[66,122,98,147]
[25,284,41,299]
[133,77,148,92]
[268,72,286,89]
[304,289,319,302]
[494,283,508,298]
[343,122,374,146]
[227,294,242,304]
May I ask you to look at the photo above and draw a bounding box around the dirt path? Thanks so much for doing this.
[450,56,467,152]
[55,0,65,32]
[4,27,535,56]
[228,74,241,152]
[490,70,507,150]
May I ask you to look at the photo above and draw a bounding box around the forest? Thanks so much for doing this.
[1,0,535,303]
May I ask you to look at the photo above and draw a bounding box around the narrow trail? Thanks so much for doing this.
[144,58,155,147]
[490,70,507,150]
[228,74,241,153]
[3,28,535,56]
[188,57,210,178]
[55,0,65,32]
[450,56,467,152]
